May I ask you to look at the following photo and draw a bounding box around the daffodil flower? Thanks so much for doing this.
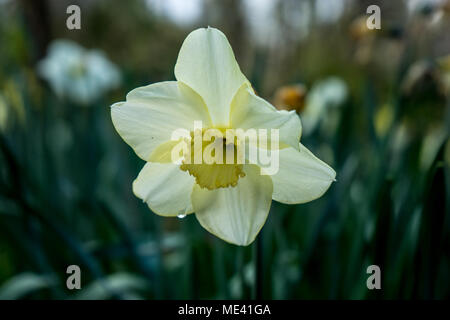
[38,40,120,105]
[301,77,348,135]
[111,27,335,246]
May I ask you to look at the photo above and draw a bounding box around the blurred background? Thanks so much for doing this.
[0,0,449,299]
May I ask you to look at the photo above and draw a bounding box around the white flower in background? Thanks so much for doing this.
[301,77,348,135]
[38,40,120,105]
[407,0,445,14]
[111,27,335,246]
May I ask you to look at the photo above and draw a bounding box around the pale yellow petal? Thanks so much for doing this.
[192,165,273,246]
[133,162,195,216]
[267,144,336,204]
[149,140,185,163]
[174,27,249,126]
[111,81,211,161]
[230,84,301,150]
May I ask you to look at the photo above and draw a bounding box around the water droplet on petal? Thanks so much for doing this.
[177,214,186,219]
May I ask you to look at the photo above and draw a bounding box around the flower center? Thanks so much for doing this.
[180,129,246,190]
[69,59,87,78]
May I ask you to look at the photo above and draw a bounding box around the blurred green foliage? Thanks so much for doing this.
[0,0,449,299]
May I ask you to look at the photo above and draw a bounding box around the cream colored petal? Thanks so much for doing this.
[133,162,195,216]
[267,144,336,204]
[192,165,273,246]
[174,27,249,126]
[230,84,301,150]
[148,140,185,163]
[111,81,211,161]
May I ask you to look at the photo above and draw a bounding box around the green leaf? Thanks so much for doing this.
[0,273,55,299]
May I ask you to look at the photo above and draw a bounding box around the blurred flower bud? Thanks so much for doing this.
[349,16,377,41]
[273,84,307,113]
[374,104,395,138]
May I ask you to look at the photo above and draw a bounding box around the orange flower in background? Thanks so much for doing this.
[273,84,307,113]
